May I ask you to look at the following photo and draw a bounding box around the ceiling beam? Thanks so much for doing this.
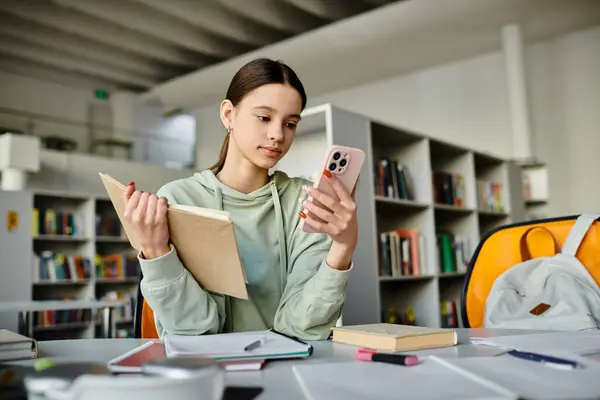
[0,0,204,68]
[283,0,371,20]
[0,55,122,91]
[215,0,326,34]
[0,35,156,89]
[0,13,177,81]
[53,0,250,57]
[132,0,286,46]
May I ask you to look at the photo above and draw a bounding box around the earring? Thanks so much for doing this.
[226,127,232,134]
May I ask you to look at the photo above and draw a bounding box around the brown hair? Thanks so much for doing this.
[209,58,307,174]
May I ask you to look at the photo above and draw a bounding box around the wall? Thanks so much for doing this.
[308,25,600,217]
[0,71,195,168]
[309,51,514,159]
[193,104,223,171]
[528,25,600,216]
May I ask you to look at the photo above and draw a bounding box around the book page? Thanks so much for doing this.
[442,354,600,400]
[471,331,600,356]
[293,357,517,400]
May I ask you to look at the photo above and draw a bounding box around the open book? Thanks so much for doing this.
[99,173,248,299]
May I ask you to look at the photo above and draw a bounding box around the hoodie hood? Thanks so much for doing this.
[192,169,293,210]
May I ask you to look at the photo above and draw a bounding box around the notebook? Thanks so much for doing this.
[0,329,38,361]
[107,341,265,373]
[164,329,313,361]
[471,330,600,356]
[99,173,248,299]
[331,323,457,351]
[440,354,600,400]
[292,357,518,400]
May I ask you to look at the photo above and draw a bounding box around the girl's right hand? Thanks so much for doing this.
[123,181,170,259]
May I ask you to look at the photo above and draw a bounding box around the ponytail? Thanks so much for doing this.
[209,131,230,174]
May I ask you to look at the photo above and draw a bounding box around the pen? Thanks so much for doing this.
[356,348,420,366]
[244,338,266,352]
[507,349,580,370]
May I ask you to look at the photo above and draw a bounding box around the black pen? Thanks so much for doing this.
[244,338,266,352]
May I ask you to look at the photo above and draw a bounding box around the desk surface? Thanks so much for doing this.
[0,299,126,312]
[9,328,542,400]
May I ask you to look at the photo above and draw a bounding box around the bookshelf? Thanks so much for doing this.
[281,103,529,329]
[1,190,139,340]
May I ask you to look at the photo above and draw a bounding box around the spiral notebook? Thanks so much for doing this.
[164,329,313,361]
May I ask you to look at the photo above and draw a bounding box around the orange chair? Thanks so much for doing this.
[462,215,600,328]
[134,273,159,339]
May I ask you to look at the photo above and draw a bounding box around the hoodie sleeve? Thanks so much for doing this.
[273,229,352,340]
[138,186,225,339]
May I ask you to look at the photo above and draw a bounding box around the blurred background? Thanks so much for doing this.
[0,0,599,340]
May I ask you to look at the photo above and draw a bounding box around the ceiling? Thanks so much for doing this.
[143,0,600,109]
[0,0,399,91]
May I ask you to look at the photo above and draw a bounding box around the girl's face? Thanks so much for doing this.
[220,83,303,170]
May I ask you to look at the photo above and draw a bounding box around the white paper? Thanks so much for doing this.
[442,354,600,400]
[164,330,310,359]
[292,356,517,400]
[471,330,600,356]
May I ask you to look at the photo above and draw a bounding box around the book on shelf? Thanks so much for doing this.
[95,253,139,280]
[32,208,85,237]
[440,300,459,329]
[432,171,465,207]
[98,291,135,323]
[436,232,470,274]
[331,323,457,351]
[99,173,248,299]
[32,251,92,283]
[33,308,92,329]
[377,229,426,277]
[476,180,504,212]
[373,157,414,200]
[95,214,127,238]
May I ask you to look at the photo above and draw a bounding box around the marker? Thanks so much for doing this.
[356,348,420,366]
[244,337,267,352]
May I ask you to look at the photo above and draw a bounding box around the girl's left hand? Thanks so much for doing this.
[299,170,358,249]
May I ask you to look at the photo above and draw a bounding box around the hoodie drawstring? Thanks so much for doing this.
[270,182,287,293]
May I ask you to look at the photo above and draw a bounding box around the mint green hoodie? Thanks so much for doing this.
[138,170,351,340]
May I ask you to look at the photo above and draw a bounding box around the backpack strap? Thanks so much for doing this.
[561,213,600,257]
[519,226,560,261]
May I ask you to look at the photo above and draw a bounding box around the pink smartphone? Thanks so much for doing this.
[301,145,365,233]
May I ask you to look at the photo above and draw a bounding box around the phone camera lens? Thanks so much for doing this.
[332,152,341,160]
[339,159,347,167]
[328,163,337,171]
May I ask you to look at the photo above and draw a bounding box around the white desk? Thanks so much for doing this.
[0,300,127,338]
[8,328,545,399]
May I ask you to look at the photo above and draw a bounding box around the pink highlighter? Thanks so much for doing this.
[356,348,420,366]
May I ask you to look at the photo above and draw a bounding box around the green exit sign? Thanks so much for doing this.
[94,89,109,100]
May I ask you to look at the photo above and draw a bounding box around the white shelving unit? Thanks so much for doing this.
[29,191,138,340]
[520,162,550,220]
[282,103,528,329]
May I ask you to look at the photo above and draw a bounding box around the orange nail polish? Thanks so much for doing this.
[128,181,135,186]
[323,169,332,178]
[299,211,307,219]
